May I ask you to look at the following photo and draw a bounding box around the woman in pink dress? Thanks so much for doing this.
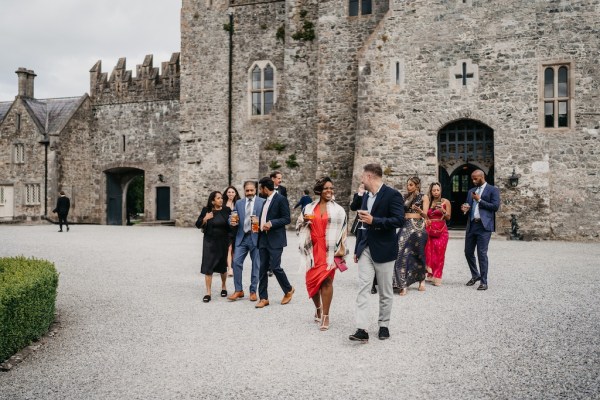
[424,182,451,286]
[297,177,347,331]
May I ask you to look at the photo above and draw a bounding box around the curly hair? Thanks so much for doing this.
[313,176,333,195]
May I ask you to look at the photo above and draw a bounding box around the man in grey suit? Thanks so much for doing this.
[349,164,405,343]
[228,181,265,302]
[461,170,501,291]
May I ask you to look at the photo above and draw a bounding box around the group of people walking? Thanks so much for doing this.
[196,164,500,342]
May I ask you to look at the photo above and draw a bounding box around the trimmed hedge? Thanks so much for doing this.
[0,257,59,362]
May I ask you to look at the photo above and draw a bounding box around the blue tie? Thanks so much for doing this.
[471,187,481,220]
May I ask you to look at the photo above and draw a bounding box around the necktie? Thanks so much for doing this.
[471,187,481,219]
[244,199,252,232]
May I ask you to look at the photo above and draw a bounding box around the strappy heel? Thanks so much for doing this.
[399,288,407,296]
[418,281,426,292]
[320,315,329,331]
[314,306,322,323]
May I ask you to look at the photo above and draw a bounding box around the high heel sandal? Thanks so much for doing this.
[418,282,426,292]
[399,288,407,296]
[320,315,329,331]
[314,306,322,323]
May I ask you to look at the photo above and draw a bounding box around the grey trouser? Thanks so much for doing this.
[355,247,395,330]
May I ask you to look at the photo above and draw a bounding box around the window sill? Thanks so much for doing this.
[539,127,575,133]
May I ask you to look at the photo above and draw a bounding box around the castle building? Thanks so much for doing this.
[1,0,598,241]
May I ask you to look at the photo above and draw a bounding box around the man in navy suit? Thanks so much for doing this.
[349,164,404,343]
[255,177,294,308]
[461,170,501,291]
[228,181,265,302]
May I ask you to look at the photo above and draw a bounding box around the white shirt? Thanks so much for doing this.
[366,182,383,213]
[260,192,276,229]
[473,182,487,219]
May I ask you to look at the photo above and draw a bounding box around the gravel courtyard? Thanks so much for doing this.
[0,225,599,399]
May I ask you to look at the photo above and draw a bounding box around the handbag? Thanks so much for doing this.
[427,220,445,238]
[334,256,348,272]
[350,215,359,235]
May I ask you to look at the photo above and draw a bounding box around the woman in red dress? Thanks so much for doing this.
[424,182,451,286]
[297,177,347,331]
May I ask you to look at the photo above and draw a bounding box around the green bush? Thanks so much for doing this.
[0,257,59,362]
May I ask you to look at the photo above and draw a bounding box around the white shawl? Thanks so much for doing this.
[296,200,348,272]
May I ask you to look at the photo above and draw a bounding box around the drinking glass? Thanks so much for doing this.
[357,210,368,230]
[251,215,259,233]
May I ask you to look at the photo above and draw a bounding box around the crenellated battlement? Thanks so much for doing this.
[90,53,180,104]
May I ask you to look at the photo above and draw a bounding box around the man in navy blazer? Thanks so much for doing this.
[461,170,501,291]
[349,163,404,343]
[255,177,294,308]
[228,181,265,302]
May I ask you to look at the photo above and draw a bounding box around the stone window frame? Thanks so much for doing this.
[248,61,277,119]
[24,183,41,205]
[538,61,575,132]
[348,0,373,17]
[16,113,21,131]
[390,58,405,89]
[13,142,25,164]
[0,186,5,205]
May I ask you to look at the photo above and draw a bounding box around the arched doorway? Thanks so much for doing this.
[105,167,144,225]
[438,119,494,228]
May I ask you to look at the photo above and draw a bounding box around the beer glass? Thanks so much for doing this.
[251,215,259,233]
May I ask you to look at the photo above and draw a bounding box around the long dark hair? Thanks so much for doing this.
[205,191,221,212]
[405,176,422,204]
[223,186,240,206]
[427,182,443,202]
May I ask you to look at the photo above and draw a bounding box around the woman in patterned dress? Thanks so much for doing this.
[393,177,429,295]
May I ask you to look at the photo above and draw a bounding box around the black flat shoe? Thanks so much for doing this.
[203,295,211,303]
[477,284,488,291]
[466,277,481,286]
[220,289,227,297]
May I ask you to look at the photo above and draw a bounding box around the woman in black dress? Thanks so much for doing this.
[196,191,232,303]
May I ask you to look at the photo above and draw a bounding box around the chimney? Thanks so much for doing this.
[15,68,36,98]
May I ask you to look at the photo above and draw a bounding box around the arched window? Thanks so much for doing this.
[249,62,276,116]
[542,63,572,129]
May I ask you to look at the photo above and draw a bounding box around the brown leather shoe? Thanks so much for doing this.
[255,299,270,308]
[281,287,295,305]
[227,291,244,301]
[249,292,257,302]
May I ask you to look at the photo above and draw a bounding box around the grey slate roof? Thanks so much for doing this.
[0,101,12,124]
[21,95,87,136]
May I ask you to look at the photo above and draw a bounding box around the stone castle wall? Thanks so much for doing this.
[0,100,46,221]
[353,0,600,240]
[178,0,232,225]
[49,97,94,223]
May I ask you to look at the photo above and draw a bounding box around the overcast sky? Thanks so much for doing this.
[0,0,181,101]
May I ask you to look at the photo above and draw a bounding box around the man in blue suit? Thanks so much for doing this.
[228,181,265,302]
[255,177,294,308]
[349,163,405,343]
[461,170,501,291]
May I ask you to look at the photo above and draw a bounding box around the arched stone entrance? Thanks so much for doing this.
[105,167,144,225]
[438,119,494,228]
